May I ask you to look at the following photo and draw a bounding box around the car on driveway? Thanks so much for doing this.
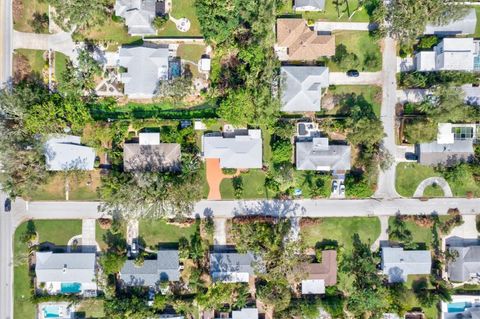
[346,70,359,77]
[339,183,345,196]
[332,180,338,193]
[4,198,11,212]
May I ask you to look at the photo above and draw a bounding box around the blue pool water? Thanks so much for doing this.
[474,55,480,71]
[169,60,181,79]
[448,301,472,313]
[60,282,81,293]
[42,305,60,318]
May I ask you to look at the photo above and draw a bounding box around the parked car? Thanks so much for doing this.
[4,198,11,212]
[131,239,138,255]
[339,183,345,195]
[346,70,359,77]
[332,180,338,192]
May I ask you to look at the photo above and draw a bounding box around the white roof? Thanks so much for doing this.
[35,252,96,283]
[200,58,211,71]
[425,9,477,35]
[415,51,436,71]
[44,135,95,171]
[232,308,259,319]
[381,247,432,283]
[301,279,325,294]
[139,132,160,145]
[202,130,263,168]
[436,38,474,71]
[114,0,156,35]
[281,66,329,112]
[119,45,170,98]
[437,123,454,144]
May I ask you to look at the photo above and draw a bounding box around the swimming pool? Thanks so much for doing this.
[448,301,472,313]
[60,282,81,294]
[42,305,60,318]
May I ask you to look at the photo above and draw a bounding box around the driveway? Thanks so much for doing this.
[329,72,382,85]
[205,158,239,200]
[314,21,376,32]
[81,219,97,251]
[413,177,453,198]
[213,218,226,247]
[13,30,78,61]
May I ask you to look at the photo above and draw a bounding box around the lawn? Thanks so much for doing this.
[177,44,206,63]
[387,216,450,248]
[474,7,480,38]
[324,85,382,117]
[278,0,370,22]
[54,52,69,83]
[326,31,382,72]
[301,217,381,251]
[220,170,270,199]
[139,219,196,248]
[14,49,46,74]
[156,0,202,37]
[14,220,82,319]
[75,299,105,318]
[13,0,49,33]
[294,171,332,198]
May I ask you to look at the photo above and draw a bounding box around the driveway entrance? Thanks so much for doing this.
[205,158,239,200]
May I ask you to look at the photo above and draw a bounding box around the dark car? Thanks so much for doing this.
[4,198,11,212]
[346,70,359,77]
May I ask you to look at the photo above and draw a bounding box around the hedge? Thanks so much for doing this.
[398,71,479,89]
[90,106,218,120]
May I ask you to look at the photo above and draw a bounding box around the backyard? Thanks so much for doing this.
[322,85,382,117]
[13,0,49,33]
[14,220,82,319]
[156,0,202,37]
[278,0,370,22]
[177,44,206,63]
[75,299,105,318]
[139,219,196,248]
[300,217,381,251]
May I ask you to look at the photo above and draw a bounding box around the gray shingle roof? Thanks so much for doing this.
[424,9,477,35]
[202,130,263,168]
[119,250,180,286]
[448,246,480,282]
[44,135,96,171]
[294,0,325,10]
[210,252,258,282]
[35,252,96,283]
[114,0,157,35]
[119,44,170,98]
[123,143,181,172]
[296,138,351,171]
[281,66,329,112]
[381,247,432,283]
[418,140,474,166]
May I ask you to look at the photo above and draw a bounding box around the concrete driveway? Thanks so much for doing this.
[314,21,376,32]
[329,72,382,85]
[413,177,453,198]
[13,30,78,61]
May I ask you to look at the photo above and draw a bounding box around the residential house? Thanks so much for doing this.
[118,44,172,98]
[281,66,329,112]
[202,129,263,169]
[35,252,97,295]
[293,0,325,11]
[301,250,337,294]
[123,132,181,172]
[231,308,259,319]
[296,137,351,172]
[275,18,335,61]
[114,0,161,36]
[381,247,432,283]
[44,135,96,171]
[210,252,259,283]
[447,244,480,282]
[119,250,181,288]
[424,8,477,35]
[417,123,475,166]
[415,38,480,71]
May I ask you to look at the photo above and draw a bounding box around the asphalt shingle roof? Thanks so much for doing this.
[448,246,480,282]
[35,252,96,283]
[296,138,351,171]
[418,140,474,166]
[114,0,157,35]
[210,252,259,282]
[123,143,181,172]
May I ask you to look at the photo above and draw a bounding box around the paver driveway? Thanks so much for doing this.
[205,158,239,200]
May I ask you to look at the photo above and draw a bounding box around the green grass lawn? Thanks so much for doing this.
[177,44,206,62]
[54,52,69,83]
[13,0,49,33]
[75,299,105,318]
[139,219,196,248]
[325,85,382,117]
[387,216,450,248]
[474,7,480,38]
[14,220,82,319]
[96,222,109,251]
[396,163,442,197]
[278,0,370,22]
[326,31,381,72]
[156,0,202,37]
[29,172,100,201]
[301,217,381,251]
[220,170,270,199]
[423,184,445,197]
[14,49,46,74]
[294,171,332,198]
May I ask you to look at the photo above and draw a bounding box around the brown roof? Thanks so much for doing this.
[123,143,181,172]
[304,250,337,286]
[276,18,335,60]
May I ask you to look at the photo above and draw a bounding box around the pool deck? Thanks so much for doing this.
[441,295,480,319]
[38,302,74,319]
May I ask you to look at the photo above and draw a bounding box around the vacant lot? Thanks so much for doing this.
[13,0,49,33]
[278,0,370,22]
[323,85,382,117]
[301,217,381,251]
[139,219,196,248]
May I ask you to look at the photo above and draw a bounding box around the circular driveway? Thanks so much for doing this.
[413,177,453,197]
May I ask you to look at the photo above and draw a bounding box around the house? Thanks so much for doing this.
[381,247,432,283]
[281,66,329,112]
[293,0,325,11]
[123,132,181,172]
[296,137,351,172]
[210,252,259,283]
[414,38,479,71]
[417,123,475,167]
[44,135,96,171]
[301,250,337,294]
[447,245,480,282]
[119,250,180,287]
[275,19,335,61]
[114,0,160,36]
[202,129,263,169]
[424,8,477,35]
[232,308,259,319]
[35,252,97,295]
[118,44,171,98]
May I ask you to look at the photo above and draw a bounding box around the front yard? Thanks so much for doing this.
[322,85,382,117]
[301,217,381,251]
[13,0,49,33]
[278,0,370,22]
[139,219,197,248]
[220,170,269,199]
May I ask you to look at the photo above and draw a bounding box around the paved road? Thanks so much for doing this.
[374,36,400,199]
[0,0,12,86]
[329,72,382,85]
[314,21,376,31]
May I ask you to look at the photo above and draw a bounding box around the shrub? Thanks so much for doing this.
[271,139,292,165]
[153,14,169,30]
[418,35,438,49]
[232,176,244,199]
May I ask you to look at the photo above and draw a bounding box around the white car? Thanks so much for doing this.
[339,183,345,195]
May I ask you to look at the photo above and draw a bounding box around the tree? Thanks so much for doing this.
[217,89,256,126]
[418,35,438,49]
[256,280,292,313]
[332,44,359,69]
[29,12,49,33]
[153,294,170,311]
[156,76,193,105]
[49,0,110,31]
[100,252,127,275]
[403,119,437,144]
[388,214,413,244]
[271,139,292,165]
[104,294,154,319]
[153,15,169,30]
